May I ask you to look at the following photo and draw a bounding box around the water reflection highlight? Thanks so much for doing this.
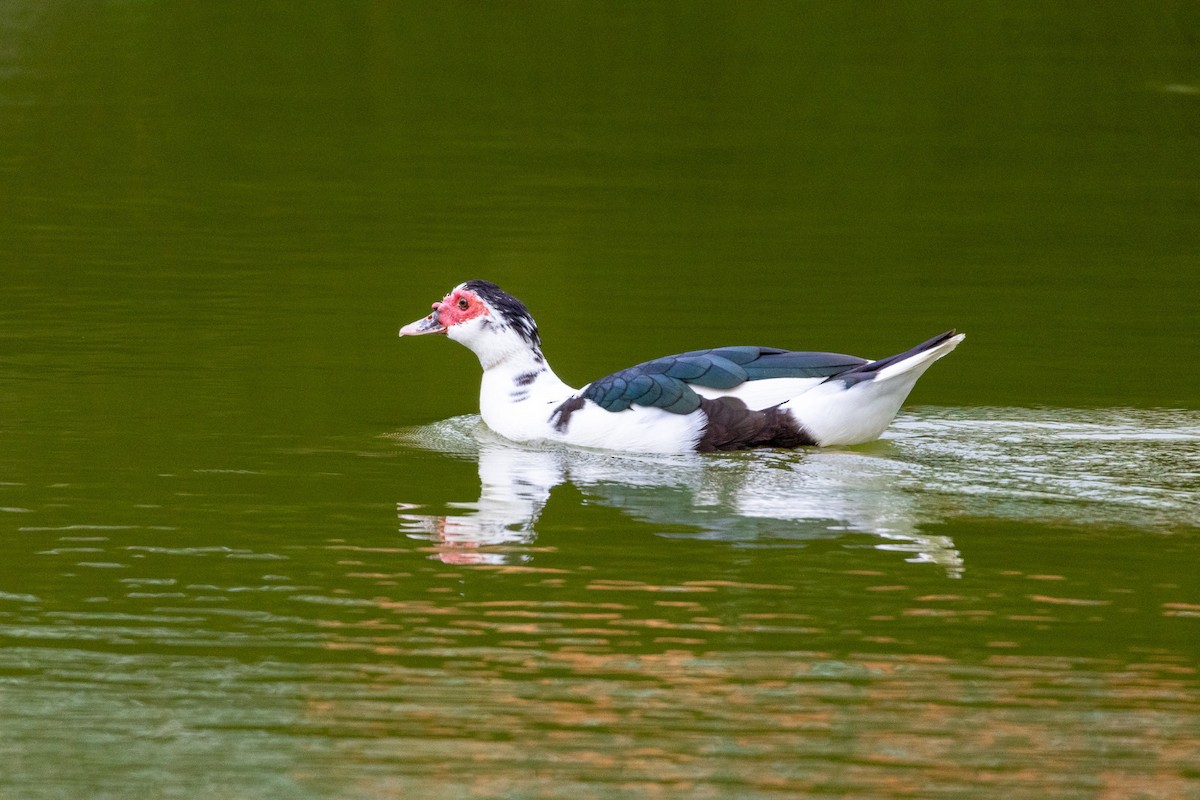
[394,406,1200,575]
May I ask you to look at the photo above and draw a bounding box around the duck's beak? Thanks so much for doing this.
[400,310,447,336]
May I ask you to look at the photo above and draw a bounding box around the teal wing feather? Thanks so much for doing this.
[581,347,868,415]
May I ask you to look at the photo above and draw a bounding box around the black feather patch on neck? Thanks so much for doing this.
[462,280,541,348]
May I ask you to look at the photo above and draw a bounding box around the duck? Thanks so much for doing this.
[400,280,964,454]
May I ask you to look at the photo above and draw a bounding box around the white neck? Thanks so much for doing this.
[477,349,576,443]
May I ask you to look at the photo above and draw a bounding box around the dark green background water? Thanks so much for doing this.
[2,3,1198,798]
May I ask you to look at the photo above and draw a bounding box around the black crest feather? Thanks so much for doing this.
[462,280,541,348]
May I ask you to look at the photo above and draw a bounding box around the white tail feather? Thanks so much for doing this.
[784,333,965,446]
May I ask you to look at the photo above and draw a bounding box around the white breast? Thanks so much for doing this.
[553,402,706,453]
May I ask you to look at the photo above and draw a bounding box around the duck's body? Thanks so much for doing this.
[401,280,964,454]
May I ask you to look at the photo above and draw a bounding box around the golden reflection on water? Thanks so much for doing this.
[291,646,1198,799]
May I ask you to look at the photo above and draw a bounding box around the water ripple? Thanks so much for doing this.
[394,407,1200,574]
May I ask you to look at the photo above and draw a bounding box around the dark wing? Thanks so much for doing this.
[829,329,959,386]
[581,346,868,415]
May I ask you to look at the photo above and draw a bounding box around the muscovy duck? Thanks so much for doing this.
[400,280,964,453]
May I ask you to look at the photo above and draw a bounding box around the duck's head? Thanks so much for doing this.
[400,280,541,368]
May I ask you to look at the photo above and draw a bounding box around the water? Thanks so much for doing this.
[2,3,1199,798]
[2,409,1197,798]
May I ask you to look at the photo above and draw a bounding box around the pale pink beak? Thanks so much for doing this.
[400,306,447,336]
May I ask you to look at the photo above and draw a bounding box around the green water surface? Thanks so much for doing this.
[2,4,1198,798]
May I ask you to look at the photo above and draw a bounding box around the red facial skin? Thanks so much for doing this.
[434,288,489,328]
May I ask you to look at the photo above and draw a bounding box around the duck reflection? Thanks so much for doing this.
[398,418,963,575]
[398,444,558,566]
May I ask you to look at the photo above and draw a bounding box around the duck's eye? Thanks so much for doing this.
[457,298,469,311]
